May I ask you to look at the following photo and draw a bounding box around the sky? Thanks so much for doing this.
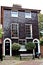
[0,0,43,14]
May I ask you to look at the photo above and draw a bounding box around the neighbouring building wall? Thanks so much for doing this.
[0,6,1,23]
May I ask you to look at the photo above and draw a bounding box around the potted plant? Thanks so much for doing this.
[25,42,36,59]
[25,42,36,51]
[40,40,43,57]
[12,43,21,55]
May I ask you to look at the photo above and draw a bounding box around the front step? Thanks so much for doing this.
[3,56,13,60]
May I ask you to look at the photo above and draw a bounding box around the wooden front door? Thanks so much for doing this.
[5,43,10,55]
[35,43,38,57]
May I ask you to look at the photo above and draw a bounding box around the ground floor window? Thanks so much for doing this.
[11,23,19,39]
[25,24,32,39]
[11,23,32,39]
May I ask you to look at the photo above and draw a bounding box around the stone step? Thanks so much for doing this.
[3,56,14,60]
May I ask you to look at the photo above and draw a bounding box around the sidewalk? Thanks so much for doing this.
[0,59,43,65]
[16,59,43,65]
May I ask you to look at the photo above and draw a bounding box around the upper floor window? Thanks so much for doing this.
[25,12,31,18]
[11,11,18,17]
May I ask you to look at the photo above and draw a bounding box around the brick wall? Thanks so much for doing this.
[40,46,43,57]
[0,6,1,23]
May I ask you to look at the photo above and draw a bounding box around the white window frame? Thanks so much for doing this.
[11,11,18,17]
[25,12,31,18]
[11,23,19,39]
[25,24,33,39]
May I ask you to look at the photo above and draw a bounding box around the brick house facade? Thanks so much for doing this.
[0,5,41,56]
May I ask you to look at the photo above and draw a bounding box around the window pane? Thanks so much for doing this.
[25,12,31,18]
[11,11,18,17]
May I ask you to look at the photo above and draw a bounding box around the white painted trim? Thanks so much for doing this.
[0,24,2,29]
[11,37,19,39]
[26,37,33,39]
[3,38,12,56]
[30,24,32,38]
[33,38,40,54]
[3,40,5,56]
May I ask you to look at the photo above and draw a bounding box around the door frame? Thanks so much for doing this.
[3,38,12,56]
[33,38,40,54]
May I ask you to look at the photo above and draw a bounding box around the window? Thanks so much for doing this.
[25,12,31,18]
[11,11,18,17]
[25,24,32,39]
[11,23,19,38]
[19,39,25,45]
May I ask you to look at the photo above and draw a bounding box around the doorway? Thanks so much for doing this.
[5,41,10,55]
[33,38,40,57]
[3,38,12,56]
[35,43,38,57]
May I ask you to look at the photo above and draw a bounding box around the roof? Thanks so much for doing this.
[1,5,41,13]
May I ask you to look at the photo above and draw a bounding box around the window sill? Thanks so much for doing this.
[25,17,32,19]
[11,37,19,39]
[25,37,33,39]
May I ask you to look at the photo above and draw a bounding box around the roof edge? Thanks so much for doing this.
[1,6,41,13]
